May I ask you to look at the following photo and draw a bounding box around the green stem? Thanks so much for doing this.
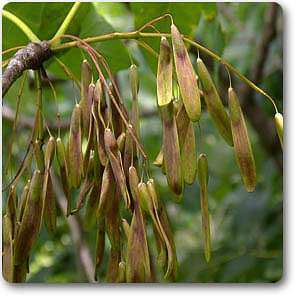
[52,31,278,113]
[2,10,40,42]
[50,2,81,47]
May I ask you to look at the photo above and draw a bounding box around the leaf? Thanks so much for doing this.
[130,2,217,73]
[3,2,131,78]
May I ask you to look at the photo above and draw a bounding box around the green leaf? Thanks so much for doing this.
[3,2,131,78]
[130,2,217,73]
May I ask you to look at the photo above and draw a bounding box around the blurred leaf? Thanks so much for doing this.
[130,2,217,73]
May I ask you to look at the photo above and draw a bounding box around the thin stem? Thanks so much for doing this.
[4,71,28,176]
[136,40,158,58]
[2,45,25,56]
[52,30,278,113]
[2,10,40,42]
[50,2,81,47]
[138,14,172,32]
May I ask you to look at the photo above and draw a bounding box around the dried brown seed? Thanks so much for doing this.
[2,214,14,282]
[117,261,126,283]
[94,218,105,282]
[97,163,115,219]
[197,58,233,146]
[176,105,197,184]
[228,87,256,192]
[171,24,201,121]
[56,137,71,216]
[43,174,57,234]
[79,59,93,136]
[146,179,177,279]
[126,194,151,283]
[117,132,126,153]
[157,37,173,107]
[153,148,164,168]
[18,180,30,222]
[33,139,45,172]
[130,64,139,102]
[104,128,130,208]
[161,102,183,196]
[197,153,211,263]
[14,170,43,266]
[68,103,83,188]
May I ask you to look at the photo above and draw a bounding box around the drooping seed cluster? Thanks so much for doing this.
[2,23,283,283]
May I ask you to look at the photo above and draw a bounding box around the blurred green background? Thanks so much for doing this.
[2,2,283,283]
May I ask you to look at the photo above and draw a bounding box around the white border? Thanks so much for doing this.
[1,0,299,298]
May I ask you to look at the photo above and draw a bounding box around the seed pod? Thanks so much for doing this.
[122,218,130,239]
[274,112,283,148]
[104,128,130,208]
[79,59,92,137]
[18,180,30,222]
[197,153,211,263]
[157,37,173,107]
[68,104,83,188]
[106,248,121,283]
[105,183,121,283]
[176,105,197,184]
[146,179,177,279]
[153,148,164,168]
[2,214,14,282]
[138,182,152,213]
[197,58,233,146]
[84,183,101,230]
[228,87,256,192]
[6,185,17,238]
[56,137,71,216]
[117,132,126,153]
[41,136,56,233]
[72,156,94,214]
[108,83,124,137]
[171,24,201,121]
[33,139,45,172]
[97,163,115,219]
[94,218,105,282]
[92,79,107,166]
[94,79,105,120]
[12,260,28,283]
[126,195,151,283]
[153,223,167,269]
[43,174,57,234]
[83,116,95,178]
[161,102,183,196]
[44,136,56,170]
[130,64,139,101]
[32,107,43,141]
[117,261,126,283]
[14,170,43,266]
[128,165,139,202]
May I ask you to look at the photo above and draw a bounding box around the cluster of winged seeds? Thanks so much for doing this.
[2,23,283,283]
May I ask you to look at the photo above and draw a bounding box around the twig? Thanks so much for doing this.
[2,103,70,130]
